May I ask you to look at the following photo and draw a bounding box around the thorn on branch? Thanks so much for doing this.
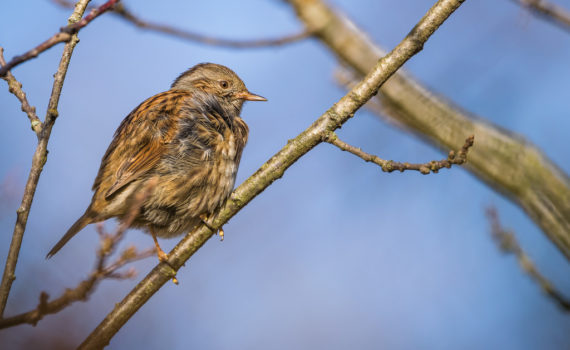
[485,207,570,312]
[325,133,474,175]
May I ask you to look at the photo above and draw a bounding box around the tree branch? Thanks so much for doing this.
[286,0,570,261]
[0,177,156,329]
[486,207,570,312]
[52,0,313,49]
[112,3,313,48]
[511,0,570,32]
[0,0,119,77]
[326,133,474,174]
[78,0,466,348]
[0,0,93,318]
[0,48,42,137]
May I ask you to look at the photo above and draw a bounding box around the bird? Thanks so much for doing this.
[47,63,266,261]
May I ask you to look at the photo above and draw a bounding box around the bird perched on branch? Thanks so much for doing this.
[47,63,266,261]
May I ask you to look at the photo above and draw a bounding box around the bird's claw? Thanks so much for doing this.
[200,214,224,241]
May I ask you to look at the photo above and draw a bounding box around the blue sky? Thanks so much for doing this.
[1,0,569,349]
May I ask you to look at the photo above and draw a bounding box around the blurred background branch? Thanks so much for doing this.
[511,0,570,32]
[0,232,154,329]
[0,169,156,328]
[486,207,570,312]
[285,0,570,262]
[53,0,312,48]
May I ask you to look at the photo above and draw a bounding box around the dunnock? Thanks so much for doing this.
[47,63,266,260]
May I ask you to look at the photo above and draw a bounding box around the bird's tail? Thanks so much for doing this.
[46,211,94,259]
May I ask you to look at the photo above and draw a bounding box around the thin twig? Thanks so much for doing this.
[486,207,570,312]
[0,0,119,77]
[0,180,156,329]
[0,48,42,136]
[511,0,570,32]
[0,244,154,329]
[79,0,466,347]
[326,133,474,174]
[0,0,92,318]
[53,0,312,48]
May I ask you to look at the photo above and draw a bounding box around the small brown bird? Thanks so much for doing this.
[47,63,266,260]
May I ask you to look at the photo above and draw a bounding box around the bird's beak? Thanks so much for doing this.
[235,91,267,101]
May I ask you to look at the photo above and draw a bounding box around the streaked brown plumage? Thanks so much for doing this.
[47,63,266,259]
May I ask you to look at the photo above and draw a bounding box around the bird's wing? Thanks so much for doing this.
[92,90,192,200]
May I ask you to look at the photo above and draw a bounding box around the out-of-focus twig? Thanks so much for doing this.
[0,180,157,329]
[326,133,474,174]
[0,0,119,77]
[53,0,312,48]
[0,0,93,319]
[511,0,570,32]
[486,207,570,312]
[0,48,42,136]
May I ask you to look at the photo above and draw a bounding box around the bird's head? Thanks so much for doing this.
[172,63,266,110]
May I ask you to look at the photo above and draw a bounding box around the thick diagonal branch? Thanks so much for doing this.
[79,1,466,348]
[286,0,570,261]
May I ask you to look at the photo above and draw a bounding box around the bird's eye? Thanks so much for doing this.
[219,81,229,89]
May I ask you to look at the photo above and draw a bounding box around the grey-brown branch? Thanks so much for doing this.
[327,133,474,174]
[486,207,570,311]
[78,0,467,348]
[0,48,42,136]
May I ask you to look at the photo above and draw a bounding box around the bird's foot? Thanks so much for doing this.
[156,247,168,262]
[151,229,178,284]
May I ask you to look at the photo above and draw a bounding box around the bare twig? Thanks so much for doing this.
[0,246,153,329]
[0,48,42,136]
[79,1,466,347]
[287,0,570,261]
[486,207,570,312]
[0,180,156,329]
[511,0,570,32]
[53,0,312,48]
[326,133,474,174]
[0,0,92,318]
[0,0,119,77]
